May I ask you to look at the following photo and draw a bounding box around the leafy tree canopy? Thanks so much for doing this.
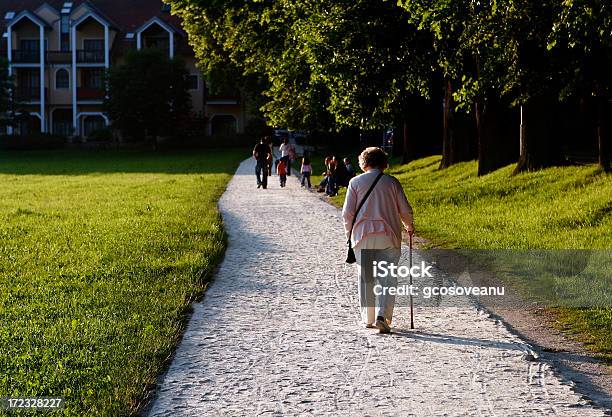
[105,48,191,139]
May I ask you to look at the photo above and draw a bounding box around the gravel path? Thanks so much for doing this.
[147,157,605,417]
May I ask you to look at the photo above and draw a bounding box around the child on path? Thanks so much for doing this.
[301,157,312,188]
[277,159,287,187]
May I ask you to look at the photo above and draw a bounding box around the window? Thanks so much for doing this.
[15,70,40,100]
[20,39,39,51]
[186,74,198,90]
[19,69,40,88]
[144,36,169,51]
[17,115,41,136]
[83,39,104,51]
[83,115,105,137]
[4,11,15,20]
[56,69,69,89]
[82,69,103,89]
[52,109,72,137]
[81,40,104,63]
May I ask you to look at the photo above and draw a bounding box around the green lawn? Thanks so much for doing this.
[0,149,244,416]
[330,155,612,361]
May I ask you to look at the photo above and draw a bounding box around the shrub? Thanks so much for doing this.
[86,128,113,142]
[244,117,269,139]
[0,133,65,150]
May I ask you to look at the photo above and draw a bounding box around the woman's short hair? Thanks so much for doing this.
[358,147,388,170]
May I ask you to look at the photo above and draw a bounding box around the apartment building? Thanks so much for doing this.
[0,0,246,138]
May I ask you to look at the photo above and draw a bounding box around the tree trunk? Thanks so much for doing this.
[476,100,490,176]
[476,96,510,176]
[514,97,558,174]
[439,76,455,169]
[439,76,477,169]
[597,96,610,172]
[515,104,531,173]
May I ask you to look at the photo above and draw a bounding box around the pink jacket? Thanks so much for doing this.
[342,169,414,249]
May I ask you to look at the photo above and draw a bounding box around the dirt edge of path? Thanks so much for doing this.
[309,187,612,415]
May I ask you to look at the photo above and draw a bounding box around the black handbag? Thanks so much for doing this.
[346,172,384,264]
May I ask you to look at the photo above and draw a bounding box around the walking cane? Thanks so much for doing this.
[409,231,414,329]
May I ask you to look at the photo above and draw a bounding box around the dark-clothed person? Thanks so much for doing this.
[253,139,272,189]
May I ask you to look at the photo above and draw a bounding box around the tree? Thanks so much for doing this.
[478,0,568,174]
[551,0,612,171]
[397,0,479,169]
[456,1,522,175]
[169,0,436,142]
[105,49,191,144]
[169,0,608,174]
[296,0,433,132]
[168,0,335,131]
[300,0,438,162]
[0,58,13,130]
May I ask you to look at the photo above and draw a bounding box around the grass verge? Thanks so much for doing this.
[328,155,612,362]
[0,149,244,416]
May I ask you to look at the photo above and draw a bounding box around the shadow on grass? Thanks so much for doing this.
[0,149,250,175]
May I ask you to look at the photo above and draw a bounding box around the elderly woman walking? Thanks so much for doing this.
[342,147,414,333]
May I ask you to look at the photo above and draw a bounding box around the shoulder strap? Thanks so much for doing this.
[347,172,384,243]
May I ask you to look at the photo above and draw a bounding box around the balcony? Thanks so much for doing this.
[206,95,240,105]
[77,87,105,101]
[46,51,72,64]
[14,86,47,102]
[77,50,104,64]
[12,50,40,64]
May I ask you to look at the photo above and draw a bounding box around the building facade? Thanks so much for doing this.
[0,0,246,138]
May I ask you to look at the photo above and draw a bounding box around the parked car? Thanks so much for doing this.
[290,131,308,146]
[272,128,288,146]
[382,128,394,153]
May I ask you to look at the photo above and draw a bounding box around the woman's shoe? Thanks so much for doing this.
[375,316,391,334]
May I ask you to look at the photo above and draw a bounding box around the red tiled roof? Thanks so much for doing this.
[0,0,185,35]
[0,0,193,55]
[2,0,184,33]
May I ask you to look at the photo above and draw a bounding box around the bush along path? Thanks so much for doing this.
[147,157,606,416]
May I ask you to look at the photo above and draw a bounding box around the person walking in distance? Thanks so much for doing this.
[342,147,414,333]
[253,137,272,189]
[277,158,287,187]
[279,137,296,176]
[301,156,312,188]
[266,137,274,177]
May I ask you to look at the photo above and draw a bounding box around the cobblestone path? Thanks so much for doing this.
[148,157,605,417]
